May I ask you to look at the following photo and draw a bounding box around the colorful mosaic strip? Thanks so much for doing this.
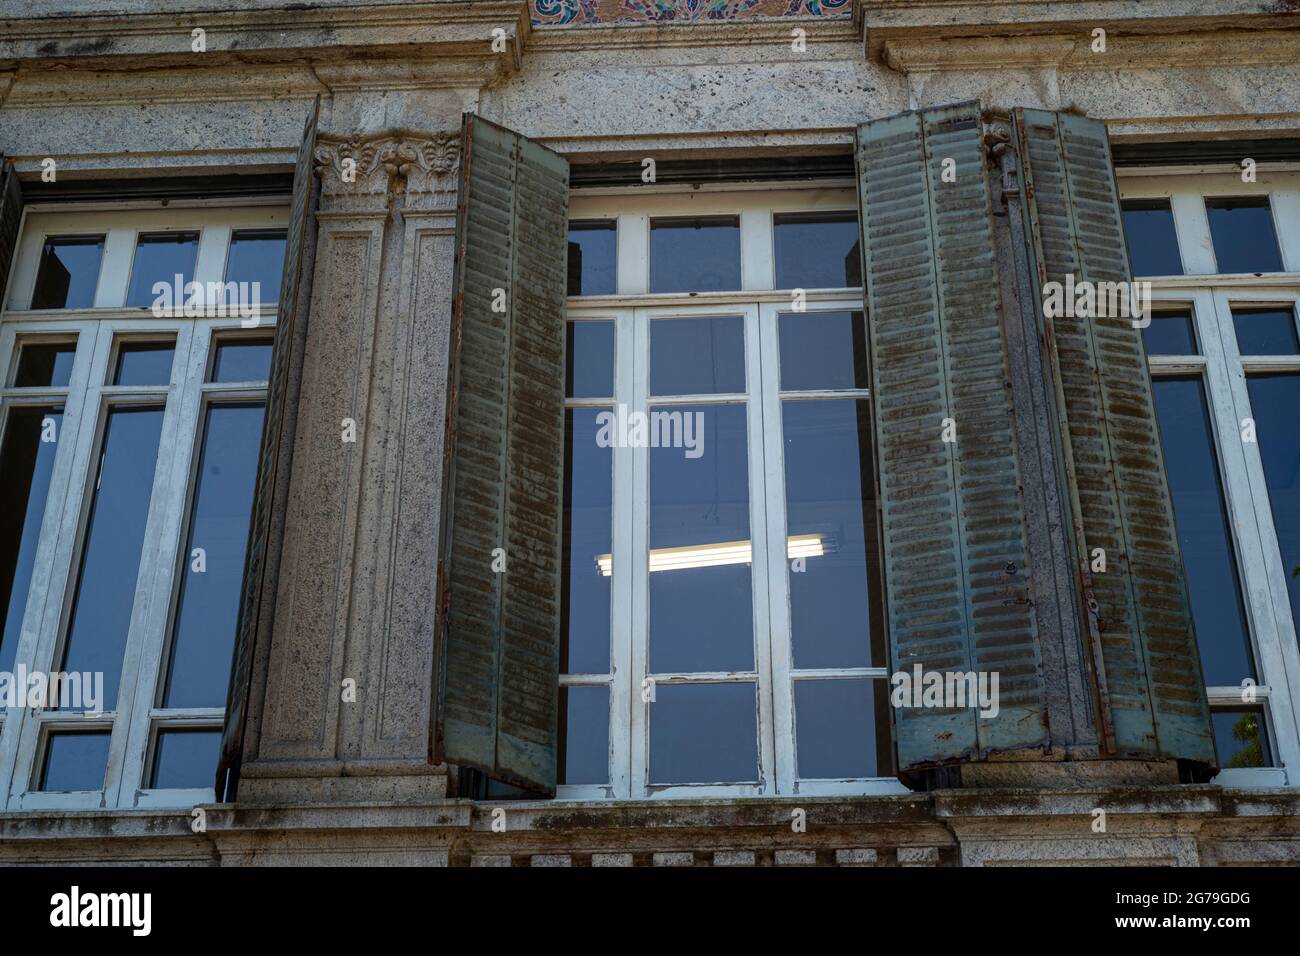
[531,0,851,26]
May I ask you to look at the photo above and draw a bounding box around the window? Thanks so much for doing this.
[0,202,285,809]
[1122,169,1300,783]
[560,187,895,798]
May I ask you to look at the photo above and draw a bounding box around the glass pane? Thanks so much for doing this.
[649,216,741,293]
[1206,198,1284,274]
[125,232,200,308]
[0,407,62,675]
[558,685,608,786]
[13,340,76,388]
[1142,310,1197,356]
[565,321,614,399]
[210,338,273,383]
[562,409,612,675]
[567,220,616,296]
[32,236,104,310]
[1213,709,1271,769]
[1120,202,1183,276]
[60,406,164,710]
[1231,307,1299,356]
[38,732,109,791]
[778,310,868,391]
[112,341,175,386]
[783,400,879,668]
[1151,378,1255,685]
[149,729,223,789]
[773,212,861,290]
[649,404,753,674]
[1245,373,1300,633]
[794,679,883,779]
[162,403,265,708]
[649,315,745,396]
[224,229,287,306]
[649,682,757,785]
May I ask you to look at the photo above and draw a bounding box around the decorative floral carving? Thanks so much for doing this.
[314,129,461,209]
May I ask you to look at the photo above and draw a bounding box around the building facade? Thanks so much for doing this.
[1,0,1299,866]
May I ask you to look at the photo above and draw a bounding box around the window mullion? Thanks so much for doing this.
[1169,192,1217,275]
[628,307,650,797]
[609,307,635,800]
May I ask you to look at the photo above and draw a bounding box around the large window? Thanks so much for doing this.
[0,202,285,809]
[1122,170,1300,784]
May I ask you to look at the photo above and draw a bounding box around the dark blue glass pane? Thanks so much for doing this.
[649,216,740,293]
[163,403,265,708]
[565,321,614,398]
[149,729,223,789]
[38,732,109,791]
[0,407,62,676]
[14,341,76,387]
[1151,378,1255,685]
[567,220,616,296]
[558,685,608,786]
[778,310,868,391]
[210,339,273,383]
[773,212,861,290]
[649,403,752,673]
[1206,198,1284,274]
[649,315,745,395]
[1232,307,1299,356]
[60,406,163,710]
[1142,310,1197,356]
[32,236,104,310]
[649,682,757,785]
[224,229,286,305]
[562,409,611,675]
[1246,373,1300,635]
[125,232,199,308]
[1121,202,1184,276]
[783,400,880,668]
[1213,710,1271,769]
[112,341,174,386]
[794,679,882,779]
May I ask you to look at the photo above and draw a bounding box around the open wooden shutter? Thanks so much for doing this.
[0,161,23,309]
[217,96,321,798]
[1011,108,1215,767]
[855,102,1046,773]
[433,114,569,795]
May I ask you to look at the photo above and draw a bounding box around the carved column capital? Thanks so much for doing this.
[314,128,461,214]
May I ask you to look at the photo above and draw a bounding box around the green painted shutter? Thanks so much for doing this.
[855,102,1046,772]
[434,114,569,795]
[1012,108,1215,766]
[217,96,321,798]
[0,161,22,309]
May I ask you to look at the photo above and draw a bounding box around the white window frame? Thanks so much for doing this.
[0,200,285,810]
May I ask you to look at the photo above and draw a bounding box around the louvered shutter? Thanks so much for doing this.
[0,161,22,309]
[1011,108,1215,766]
[855,102,1046,772]
[433,114,569,795]
[217,96,321,798]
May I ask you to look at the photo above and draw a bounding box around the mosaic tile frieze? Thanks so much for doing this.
[531,0,851,26]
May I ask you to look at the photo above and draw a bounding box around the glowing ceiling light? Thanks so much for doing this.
[595,534,823,577]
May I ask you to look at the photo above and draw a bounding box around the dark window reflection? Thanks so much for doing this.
[13,341,76,388]
[162,403,265,708]
[0,407,62,676]
[1120,202,1183,276]
[225,229,287,305]
[1232,307,1299,356]
[649,403,753,673]
[774,212,861,290]
[783,400,880,669]
[60,406,164,710]
[1142,310,1197,356]
[149,729,223,789]
[649,682,757,785]
[38,732,109,791]
[565,321,615,399]
[778,311,868,391]
[210,338,273,383]
[649,315,745,395]
[794,679,886,779]
[1206,198,1284,274]
[1151,378,1255,685]
[126,232,200,308]
[561,409,612,675]
[558,685,608,785]
[1212,709,1271,769]
[1246,373,1300,634]
[32,236,104,310]
[112,341,175,386]
[567,220,616,296]
[649,216,741,293]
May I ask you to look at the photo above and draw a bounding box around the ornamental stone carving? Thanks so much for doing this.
[313,129,461,213]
